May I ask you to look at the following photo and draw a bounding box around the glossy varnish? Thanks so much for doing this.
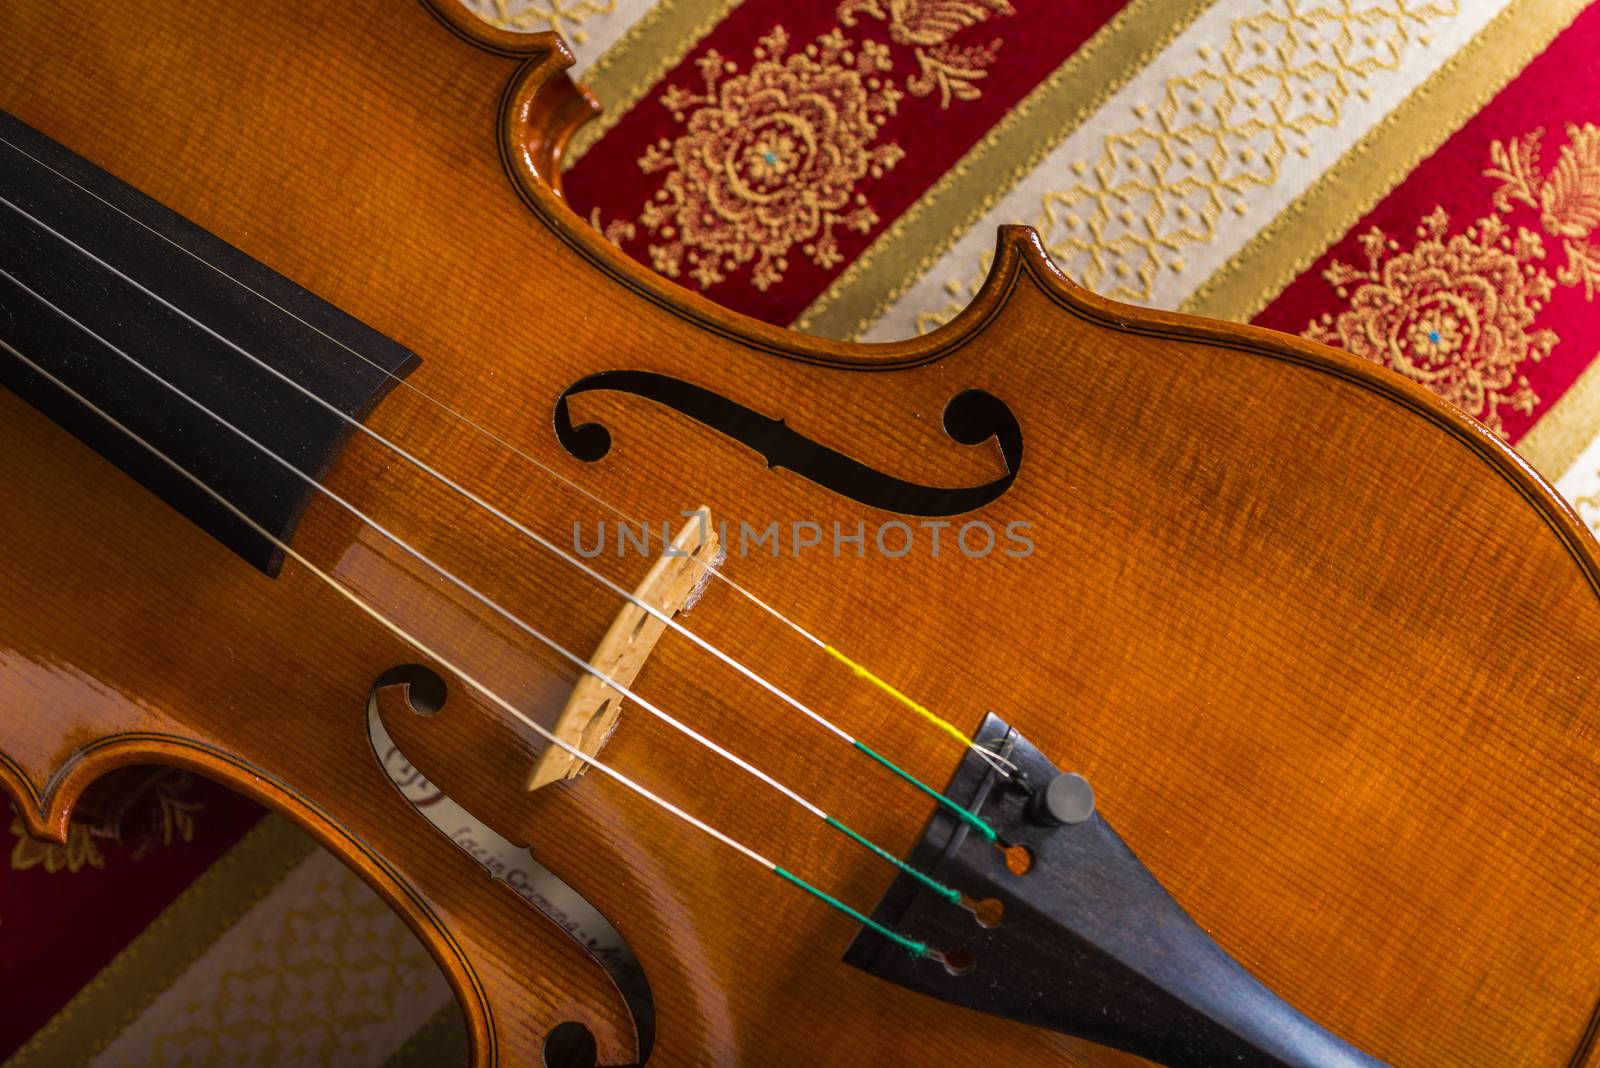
[1,3,1598,1065]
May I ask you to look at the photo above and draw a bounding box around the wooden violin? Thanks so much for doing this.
[3,3,1598,1065]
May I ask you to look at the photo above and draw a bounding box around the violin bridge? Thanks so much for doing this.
[525,508,721,791]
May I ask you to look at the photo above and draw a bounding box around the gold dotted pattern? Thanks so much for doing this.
[1577,477,1600,535]
[914,0,1461,333]
[128,866,442,1067]
[465,0,619,45]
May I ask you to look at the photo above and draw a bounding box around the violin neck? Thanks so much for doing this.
[0,109,416,575]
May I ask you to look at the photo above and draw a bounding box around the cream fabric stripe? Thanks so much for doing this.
[5,817,317,1068]
[462,0,662,77]
[793,0,1213,340]
[383,1004,468,1068]
[83,847,451,1068]
[1182,0,1585,323]
[859,0,1508,344]
[560,0,746,167]
[1521,357,1600,483]
[1555,417,1600,540]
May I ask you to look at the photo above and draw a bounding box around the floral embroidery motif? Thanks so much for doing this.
[9,815,106,874]
[630,3,1010,295]
[1576,476,1600,539]
[638,27,906,292]
[8,770,204,874]
[1306,123,1600,434]
[1577,479,1599,533]
[838,0,1013,108]
[1487,123,1600,299]
[588,206,637,248]
[1307,209,1555,430]
[469,0,618,43]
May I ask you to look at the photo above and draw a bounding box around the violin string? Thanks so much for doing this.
[0,270,967,915]
[0,134,1015,778]
[0,328,952,961]
[0,186,1010,830]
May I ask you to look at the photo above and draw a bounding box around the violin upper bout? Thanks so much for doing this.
[418,0,600,200]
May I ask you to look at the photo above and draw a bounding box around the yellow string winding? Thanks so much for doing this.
[824,646,975,752]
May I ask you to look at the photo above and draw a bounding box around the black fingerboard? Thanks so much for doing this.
[0,109,419,576]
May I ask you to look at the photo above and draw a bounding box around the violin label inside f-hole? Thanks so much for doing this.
[366,690,657,1061]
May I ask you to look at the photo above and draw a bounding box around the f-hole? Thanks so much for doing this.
[553,371,1024,516]
[543,1021,598,1068]
[373,663,447,716]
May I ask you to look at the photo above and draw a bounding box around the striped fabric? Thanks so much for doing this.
[5,1,1598,1064]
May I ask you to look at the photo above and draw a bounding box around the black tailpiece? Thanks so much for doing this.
[844,714,1388,1068]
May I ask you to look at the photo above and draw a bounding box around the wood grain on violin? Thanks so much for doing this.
[2,2,1598,1065]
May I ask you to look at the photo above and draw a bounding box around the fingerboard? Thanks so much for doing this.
[0,109,418,575]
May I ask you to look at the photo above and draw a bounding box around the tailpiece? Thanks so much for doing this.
[846,714,1387,1067]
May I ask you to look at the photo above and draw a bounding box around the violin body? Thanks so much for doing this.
[2,3,1598,1065]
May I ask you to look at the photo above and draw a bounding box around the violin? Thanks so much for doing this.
[3,3,1598,1066]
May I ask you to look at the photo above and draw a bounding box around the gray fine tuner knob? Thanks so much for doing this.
[1032,771,1096,826]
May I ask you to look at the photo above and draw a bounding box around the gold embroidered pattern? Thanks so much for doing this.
[150,786,203,856]
[469,0,619,44]
[8,771,203,874]
[589,206,637,248]
[1306,123,1600,434]
[9,815,105,874]
[638,27,906,291]
[141,863,442,1065]
[912,0,1463,333]
[1576,479,1599,536]
[1309,209,1553,430]
[1488,123,1600,298]
[838,0,1014,108]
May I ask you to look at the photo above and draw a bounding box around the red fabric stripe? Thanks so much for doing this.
[0,786,263,1060]
[1252,4,1600,444]
[565,0,1130,326]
